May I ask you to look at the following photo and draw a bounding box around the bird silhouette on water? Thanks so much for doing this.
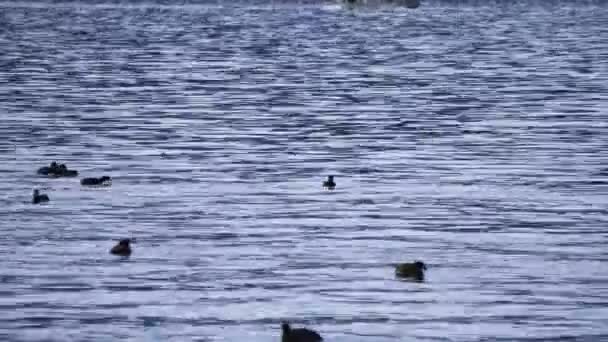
[323,175,336,190]
[37,162,59,175]
[395,260,427,281]
[32,189,49,204]
[81,176,112,186]
[281,322,322,342]
[37,162,78,177]
[110,239,133,256]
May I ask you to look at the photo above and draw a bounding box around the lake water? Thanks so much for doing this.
[1,1,608,341]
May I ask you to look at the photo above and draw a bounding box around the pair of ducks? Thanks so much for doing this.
[108,238,427,280]
[37,161,111,185]
[37,162,78,177]
[326,176,428,280]
[108,238,426,277]
[281,264,427,340]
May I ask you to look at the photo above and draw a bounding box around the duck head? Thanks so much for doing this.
[119,238,132,246]
[327,175,334,182]
[281,322,291,333]
[414,261,427,270]
[100,176,111,182]
[33,189,40,197]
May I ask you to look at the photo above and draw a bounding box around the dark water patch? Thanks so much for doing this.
[33,283,96,292]
[102,284,164,292]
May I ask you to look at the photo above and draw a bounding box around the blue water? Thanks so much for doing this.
[1,1,608,341]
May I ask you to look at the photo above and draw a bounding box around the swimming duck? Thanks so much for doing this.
[281,322,323,342]
[81,176,112,186]
[32,189,49,204]
[37,162,78,177]
[37,161,59,175]
[110,238,133,256]
[395,261,427,281]
[323,175,336,190]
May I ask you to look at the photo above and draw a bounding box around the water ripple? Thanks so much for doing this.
[1,1,608,341]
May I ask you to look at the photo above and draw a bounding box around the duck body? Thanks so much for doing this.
[395,261,426,281]
[60,169,79,177]
[32,189,49,204]
[37,161,59,175]
[110,239,132,256]
[81,176,112,186]
[37,162,78,177]
[323,176,336,190]
[37,166,52,175]
[282,322,322,342]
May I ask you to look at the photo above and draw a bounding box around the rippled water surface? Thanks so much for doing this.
[1,1,608,341]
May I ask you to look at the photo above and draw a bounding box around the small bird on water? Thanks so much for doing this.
[281,322,323,342]
[395,260,427,281]
[32,189,49,204]
[37,162,59,176]
[323,175,336,190]
[37,162,78,177]
[110,238,133,256]
[81,176,112,186]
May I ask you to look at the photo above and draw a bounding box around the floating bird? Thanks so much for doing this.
[110,238,133,256]
[32,189,49,204]
[395,261,427,281]
[281,322,323,342]
[37,162,78,177]
[323,175,336,190]
[81,176,112,186]
[37,161,59,175]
